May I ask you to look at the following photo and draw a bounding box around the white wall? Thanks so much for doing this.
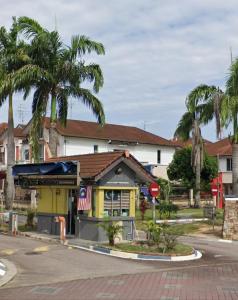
[219,156,232,172]
[60,136,176,166]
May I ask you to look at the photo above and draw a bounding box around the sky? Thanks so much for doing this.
[0,0,238,141]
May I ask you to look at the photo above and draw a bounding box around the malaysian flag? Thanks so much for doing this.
[77,186,92,210]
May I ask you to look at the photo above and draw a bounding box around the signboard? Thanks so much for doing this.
[211,184,218,197]
[16,177,77,188]
[149,182,160,197]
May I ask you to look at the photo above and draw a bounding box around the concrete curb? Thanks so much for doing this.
[156,218,209,224]
[19,232,203,262]
[0,259,17,287]
[68,244,203,262]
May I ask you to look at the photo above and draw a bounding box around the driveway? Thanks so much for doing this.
[0,234,238,299]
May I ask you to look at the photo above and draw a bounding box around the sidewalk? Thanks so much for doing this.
[0,259,17,287]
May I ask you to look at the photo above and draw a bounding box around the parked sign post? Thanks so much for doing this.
[149,182,160,222]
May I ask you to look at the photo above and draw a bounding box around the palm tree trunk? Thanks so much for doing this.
[5,92,15,210]
[232,143,238,195]
[194,147,201,208]
[48,94,58,157]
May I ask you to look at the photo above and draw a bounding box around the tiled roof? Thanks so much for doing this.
[206,138,232,156]
[43,117,175,147]
[0,123,26,138]
[47,151,154,181]
[171,138,212,148]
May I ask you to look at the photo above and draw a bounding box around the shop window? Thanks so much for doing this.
[157,150,161,164]
[227,158,232,171]
[104,190,130,217]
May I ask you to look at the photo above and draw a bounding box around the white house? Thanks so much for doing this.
[21,117,178,179]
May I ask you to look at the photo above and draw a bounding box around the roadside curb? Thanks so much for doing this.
[17,231,203,262]
[0,259,17,287]
[68,244,202,262]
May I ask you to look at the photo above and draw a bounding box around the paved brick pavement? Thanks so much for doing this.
[0,261,238,299]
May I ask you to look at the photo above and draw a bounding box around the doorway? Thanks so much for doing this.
[67,189,77,235]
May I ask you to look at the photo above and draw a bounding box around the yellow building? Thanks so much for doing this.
[13,151,153,241]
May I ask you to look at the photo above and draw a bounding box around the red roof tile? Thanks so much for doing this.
[47,151,154,181]
[206,138,232,156]
[171,138,212,148]
[43,118,175,147]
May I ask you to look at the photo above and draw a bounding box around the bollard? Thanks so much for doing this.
[54,216,66,243]
[9,212,18,236]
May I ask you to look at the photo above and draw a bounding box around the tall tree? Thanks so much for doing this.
[174,84,222,207]
[222,59,238,194]
[0,17,30,209]
[17,17,105,159]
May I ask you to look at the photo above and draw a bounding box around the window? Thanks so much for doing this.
[39,144,44,162]
[24,149,29,161]
[157,150,161,164]
[227,158,232,171]
[94,145,98,153]
[104,190,130,217]
[0,147,5,164]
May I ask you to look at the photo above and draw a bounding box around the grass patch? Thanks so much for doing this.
[111,242,193,256]
[18,224,37,232]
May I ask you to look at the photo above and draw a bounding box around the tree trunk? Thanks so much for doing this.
[5,92,15,210]
[232,143,238,195]
[48,94,58,157]
[194,147,201,208]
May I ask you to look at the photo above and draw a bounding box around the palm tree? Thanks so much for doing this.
[174,84,222,207]
[0,17,31,209]
[17,17,105,159]
[222,59,238,194]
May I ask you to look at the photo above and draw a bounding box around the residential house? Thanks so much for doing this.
[22,117,177,179]
[206,138,232,195]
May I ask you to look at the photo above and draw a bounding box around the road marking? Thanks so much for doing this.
[0,249,16,255]
[33,246,49,253]
[214,254,223,258]
[218,239,232,243]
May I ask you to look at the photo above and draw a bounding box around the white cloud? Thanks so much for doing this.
[0,0,237,140]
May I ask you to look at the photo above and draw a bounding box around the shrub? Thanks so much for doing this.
[26,209,35,228]
[146,221,161,248]
[161,225,183,252]
[100,219,123,246]
[157,201,178,219]
[157,178,171,200]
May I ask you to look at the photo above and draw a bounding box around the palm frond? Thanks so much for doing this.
[174,111,193,141]
[69,35,105,60]
[70,87,105,125]
[17,16,46,39]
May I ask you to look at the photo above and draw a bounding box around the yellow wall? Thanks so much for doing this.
[95,186,138,218]
[37,187,68,214]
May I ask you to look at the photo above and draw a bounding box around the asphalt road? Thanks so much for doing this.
[0,234,238,299]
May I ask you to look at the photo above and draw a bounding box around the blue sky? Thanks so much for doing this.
[0,0,238,140]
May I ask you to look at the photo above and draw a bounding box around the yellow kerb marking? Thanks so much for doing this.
[33,246,49,253]
[0,249,16,255]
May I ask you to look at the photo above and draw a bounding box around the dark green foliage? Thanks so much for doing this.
[26,209,35,227]
[161,225,183,251]
[100,219,122,246]
[167,147,218,189]
[157,177,171,200]
[157,201,178,219]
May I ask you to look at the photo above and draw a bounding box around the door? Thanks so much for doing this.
[67,190,77,235]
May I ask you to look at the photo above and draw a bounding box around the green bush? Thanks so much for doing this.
[146,221,161,248]
[100,219,123,246]
[157,201,178,219]
[26,209,35,228]
[161,225,183,252]
[157,178,171,200]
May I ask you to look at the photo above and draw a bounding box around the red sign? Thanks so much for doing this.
[211,184,218,197]
[149,182,160,197]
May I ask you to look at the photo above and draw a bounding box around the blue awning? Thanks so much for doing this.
[12,161,77,176]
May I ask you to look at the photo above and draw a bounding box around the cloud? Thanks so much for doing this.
[0,0,237,140]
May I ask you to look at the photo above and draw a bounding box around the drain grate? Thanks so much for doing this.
[31,286,62,295]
